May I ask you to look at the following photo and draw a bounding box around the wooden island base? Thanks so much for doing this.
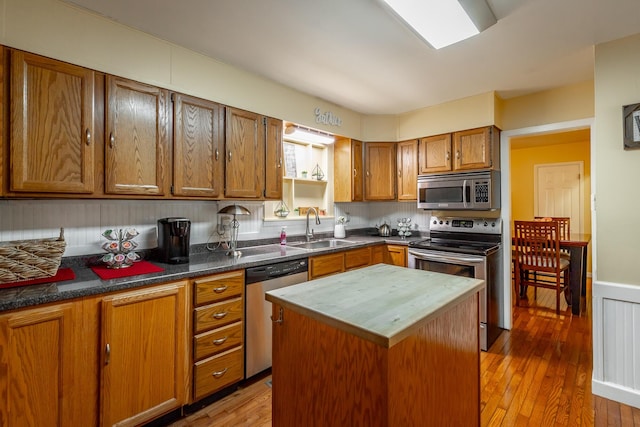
[271,293,480,427]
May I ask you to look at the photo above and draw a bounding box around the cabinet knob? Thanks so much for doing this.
[212,311,228,319]
[105,343,111,365]
[446,151,450,161]
[215,149,219,161]
[85,128,91,146]
[109,133,115,148]
[456,150,460,159]
[227,151,232,161]
[353,168,357,177]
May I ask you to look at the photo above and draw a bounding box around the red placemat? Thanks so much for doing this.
[90,260,164,280]
[0,268,76,289]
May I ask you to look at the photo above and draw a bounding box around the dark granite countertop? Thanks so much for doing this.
[0,231,425,313]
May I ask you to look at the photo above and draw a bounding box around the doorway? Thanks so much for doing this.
[499,118,594,330]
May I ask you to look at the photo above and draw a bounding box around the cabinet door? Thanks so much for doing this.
[309,252,345,279]
[105,75,170,196]
[385,245,407,267]
[345,247,371,270]
[453,127,491,170]
[10,50,95,193]
[334,138,363,202]
[0,303,93,427]
[225,107,265,198]
[172,93,224,197]
[264,116,283,199]
[364,142,396,200]
[418,133,452,174]
[101,281,187,427]
[397,139,418,200]
[352,139,364,201]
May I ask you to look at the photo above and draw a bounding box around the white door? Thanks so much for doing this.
[534,161,584,233]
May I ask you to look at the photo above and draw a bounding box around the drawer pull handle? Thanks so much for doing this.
[271,307,284,325]
[86,128,91,145]
[105,343,110,365]
[213,336,228,345]
[212,312,228,319]
[213,285,228,293]
[212,368,228,378]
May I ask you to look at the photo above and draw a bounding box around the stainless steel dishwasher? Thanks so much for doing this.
[245,258,308,378]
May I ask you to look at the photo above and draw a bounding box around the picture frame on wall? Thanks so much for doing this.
[623,102,640,150]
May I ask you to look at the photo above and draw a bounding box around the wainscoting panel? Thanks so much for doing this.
[592,280,640,409]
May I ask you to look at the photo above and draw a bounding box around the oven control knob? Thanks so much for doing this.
[439,220,443,224]
[491,222,496,227]
[484,221,488,226]
[433,220,437,225]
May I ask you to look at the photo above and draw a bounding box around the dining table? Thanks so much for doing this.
[561,233,591,315]
[512,232,591,315]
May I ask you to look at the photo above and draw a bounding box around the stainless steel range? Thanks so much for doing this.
[408,216,503,351]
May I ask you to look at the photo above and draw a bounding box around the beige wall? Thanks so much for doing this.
[0,0,363,139]
[397,92,497,139]
[500,81,595,131]
[594,33,640,285]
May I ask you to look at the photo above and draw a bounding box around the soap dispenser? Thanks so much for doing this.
[280,226,287,245]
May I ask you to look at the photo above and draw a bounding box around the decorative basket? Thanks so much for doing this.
[0,228,66,284]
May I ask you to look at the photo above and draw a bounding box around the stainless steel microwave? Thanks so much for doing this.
[417,170,501,210]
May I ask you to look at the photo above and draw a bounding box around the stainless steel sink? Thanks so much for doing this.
[287,239,358,250]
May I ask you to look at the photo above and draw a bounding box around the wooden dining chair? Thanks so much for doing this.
[513,220,570,314]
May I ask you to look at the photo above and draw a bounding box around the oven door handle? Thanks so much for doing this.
[408,250,483,264]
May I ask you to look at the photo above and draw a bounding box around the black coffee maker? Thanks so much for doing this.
[157,217,191,264]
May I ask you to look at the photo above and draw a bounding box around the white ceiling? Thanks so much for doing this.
[64,0,640,116]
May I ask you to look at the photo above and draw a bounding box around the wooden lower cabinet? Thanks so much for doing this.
[100,281,188,427]
[385,245,407,267]
[0,300,98,427]
[345,247,371,270]
[191,270,245,402]
[309,247,374,280]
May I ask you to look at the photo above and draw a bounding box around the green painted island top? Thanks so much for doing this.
[265,264,484,348]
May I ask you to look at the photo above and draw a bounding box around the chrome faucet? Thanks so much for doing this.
[305,207,321,242]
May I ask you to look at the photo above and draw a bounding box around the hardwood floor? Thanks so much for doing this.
[168,279,640,426]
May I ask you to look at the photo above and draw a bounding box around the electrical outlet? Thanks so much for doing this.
[217,215,232,240]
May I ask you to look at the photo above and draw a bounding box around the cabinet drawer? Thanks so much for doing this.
[194,270,244,306]
[193,347,243,400]
[194,322,243,361]
[345,247,371,270]
[309,252,344,279]
[194,297,243,333]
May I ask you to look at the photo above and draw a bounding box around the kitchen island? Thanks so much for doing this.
[265,263,484,427]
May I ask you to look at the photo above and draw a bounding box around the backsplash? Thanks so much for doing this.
[0,199,432,257]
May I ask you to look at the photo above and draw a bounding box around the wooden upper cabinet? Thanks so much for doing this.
[334,138,363,202]
[172,93,224,198]
[397,139,418,200]
[453,126,494,171]
[364,142,396,200]
[418,133,452,174]
[419,126,499,173]
[105,75,170,196]
[225,107,265,198]
[9,50,95,194]
[264,117,283,200]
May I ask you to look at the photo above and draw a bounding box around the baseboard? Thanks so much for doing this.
[592,280,640,409]
[593,380,640,409]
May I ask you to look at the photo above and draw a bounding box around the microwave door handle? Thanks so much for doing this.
[408,250,483,264]
[462,179,468,208]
